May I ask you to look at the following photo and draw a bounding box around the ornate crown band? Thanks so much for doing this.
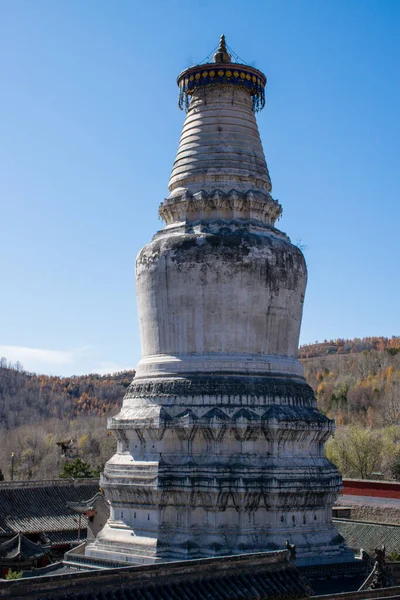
[177,63,266,113]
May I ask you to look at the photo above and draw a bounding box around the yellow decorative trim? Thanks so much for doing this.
[177,63,266,112]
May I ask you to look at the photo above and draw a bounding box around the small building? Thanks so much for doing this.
[0,533,50,577]
[0,478,99,566]
[66,492,110,542]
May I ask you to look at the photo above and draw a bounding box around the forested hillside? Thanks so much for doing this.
[0,362,132,481]
[299,336,400,359]
[301,339,400,480]
[0,360,132,429]
[0,337,399,481]
[301,341,400,427]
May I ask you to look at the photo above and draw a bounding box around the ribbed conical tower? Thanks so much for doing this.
[86,37,352,566]
[169,38,271,197]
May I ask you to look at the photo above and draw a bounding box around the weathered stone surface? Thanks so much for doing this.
[86,39,350,567]
[168,87,273,197]
[135,229,306,365]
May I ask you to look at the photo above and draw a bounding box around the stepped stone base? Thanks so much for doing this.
[84,371,352,566]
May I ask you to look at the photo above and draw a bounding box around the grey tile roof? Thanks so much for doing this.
[334,518,400,554]
[0,551,311,600]
[90,570,309,600]
[4,567,310,600]
[0,480,99,535]
[46,529,88,546]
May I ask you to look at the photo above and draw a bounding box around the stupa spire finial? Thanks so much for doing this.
[213,34,231,63]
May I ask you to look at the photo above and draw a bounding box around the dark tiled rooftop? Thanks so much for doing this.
[0,480,99,535]
[51,569,308,600]
[0,551,311,600]
[335,519,400,554]
[46,529,88,546]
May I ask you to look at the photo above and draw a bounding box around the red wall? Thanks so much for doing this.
[343,479,400,499]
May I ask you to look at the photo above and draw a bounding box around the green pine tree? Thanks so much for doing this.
[59,457,96,479]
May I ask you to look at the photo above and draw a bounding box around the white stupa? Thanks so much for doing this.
[86,36,352,567]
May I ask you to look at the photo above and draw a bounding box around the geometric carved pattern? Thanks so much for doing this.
[159,188,282,228]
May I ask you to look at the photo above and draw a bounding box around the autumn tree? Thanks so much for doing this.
[326,426,383,479]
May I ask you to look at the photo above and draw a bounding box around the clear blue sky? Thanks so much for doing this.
[1,0,399,376]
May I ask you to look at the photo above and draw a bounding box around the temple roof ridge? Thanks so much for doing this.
[0,532,50,560]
